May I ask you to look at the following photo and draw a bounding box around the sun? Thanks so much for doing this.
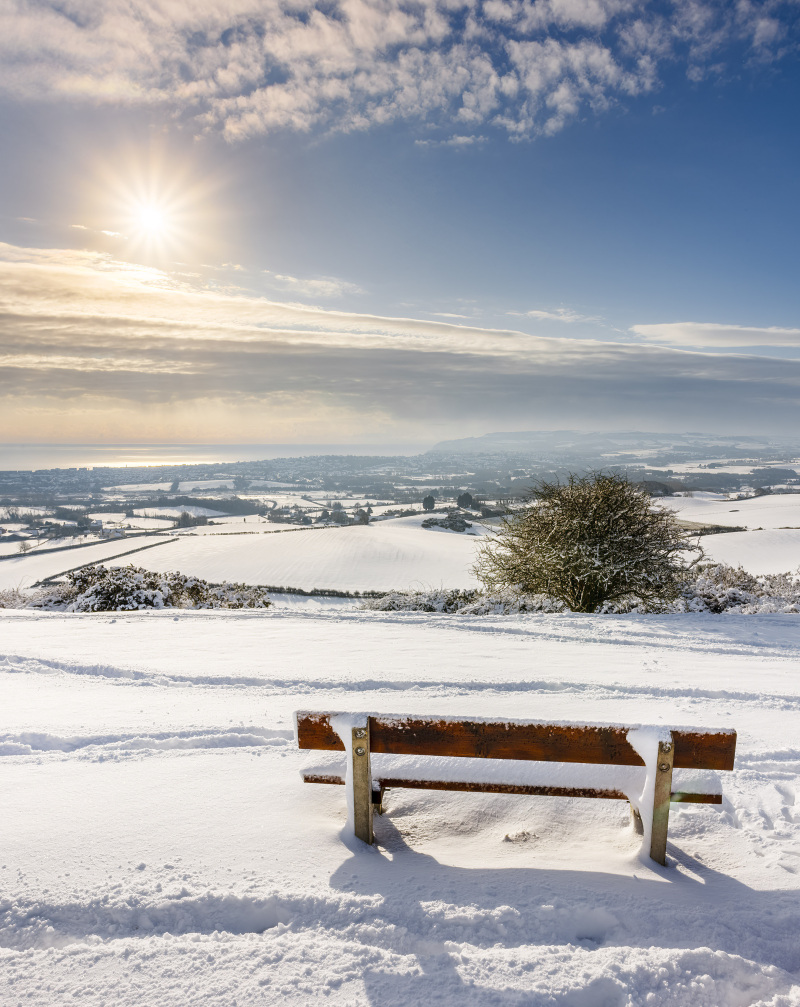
[135,204,168,235]
[91,144,224,265]
[125,200,179,255]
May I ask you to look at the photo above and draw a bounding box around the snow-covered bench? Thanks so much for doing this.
[295,712,737,864]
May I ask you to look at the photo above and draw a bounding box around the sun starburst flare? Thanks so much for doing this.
[86,144,224,265]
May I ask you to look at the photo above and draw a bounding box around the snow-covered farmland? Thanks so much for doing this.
[134,516,485,591]
[0,516,487,594]
[89,513,175,532]
[1,609,799,1005]
[133,505,229,520]
[696,529,800,575]
[664,493,800,575]
[664,492,800,531]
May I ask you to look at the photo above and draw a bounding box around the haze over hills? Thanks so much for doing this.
[428,430,800,459]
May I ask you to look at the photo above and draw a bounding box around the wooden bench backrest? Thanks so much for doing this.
[296,712,736,771]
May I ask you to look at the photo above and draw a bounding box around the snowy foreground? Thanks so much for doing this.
[2,608,800,1005]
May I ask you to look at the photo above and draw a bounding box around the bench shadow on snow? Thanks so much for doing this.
[328,816,798,1006]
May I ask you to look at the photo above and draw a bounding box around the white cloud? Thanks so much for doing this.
[513,307,598,323]
[263,271,364,299]
[415,134,486,147]
[631,322,800,348]
[0,0,794,141]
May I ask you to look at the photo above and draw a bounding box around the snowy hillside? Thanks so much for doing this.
[664,493,800,574]
[2,609,800,1005]
[695,529,800,575]
[0,516,487,593]
[137,516,487,591]
[664,492,800,531]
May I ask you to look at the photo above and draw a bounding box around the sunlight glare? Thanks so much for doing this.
[91,144,223,265]
[136,204,168,234]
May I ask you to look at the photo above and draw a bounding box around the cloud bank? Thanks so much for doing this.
[632,322,800,348]
[1,0,795,141]
[2,241,800,442]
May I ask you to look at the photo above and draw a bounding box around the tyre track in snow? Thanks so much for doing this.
[4,653,800,710]
[0,726,294,758]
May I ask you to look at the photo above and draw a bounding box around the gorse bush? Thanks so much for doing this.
[473,473,700,612]
[31,564,271,611]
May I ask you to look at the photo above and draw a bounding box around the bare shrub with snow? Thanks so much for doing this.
[0,587,28,609]
[474,473,699,612]
[31,564,271,612]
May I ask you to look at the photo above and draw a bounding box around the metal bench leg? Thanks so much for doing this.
[352,720,373,844]
[650,735,674,865]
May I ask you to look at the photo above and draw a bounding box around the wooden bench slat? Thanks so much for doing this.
[296,713,736,770]
[301,772,722,804]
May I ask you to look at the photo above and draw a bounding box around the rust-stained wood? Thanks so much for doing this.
[371,717,643,764]
[672,730,736,771]
[296,712,736,770]
[297,713,345,752]
[301,773,722,804]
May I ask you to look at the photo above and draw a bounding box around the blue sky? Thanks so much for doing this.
[1,0,799,447]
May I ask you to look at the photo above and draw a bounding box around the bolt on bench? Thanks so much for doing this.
[295,712,737,865]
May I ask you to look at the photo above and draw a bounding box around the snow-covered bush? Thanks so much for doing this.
[364,564,800,615]
[421,514,472,533]
[0,587,28,609]
[474,473,699,612]
[31,564,271,612]
[683,564,800,614]
[363,589,565,614]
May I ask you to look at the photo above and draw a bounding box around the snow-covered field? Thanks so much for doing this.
[696,530,800,576]
[2,608,799,1005]
[0,516,488,593]
[664,493,800,531]
[663,493,800,575]
[135,516,486,591]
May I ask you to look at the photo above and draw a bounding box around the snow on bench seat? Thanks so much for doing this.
[301,753,723,804]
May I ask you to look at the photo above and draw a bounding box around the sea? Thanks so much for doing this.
[0,443,427,472]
